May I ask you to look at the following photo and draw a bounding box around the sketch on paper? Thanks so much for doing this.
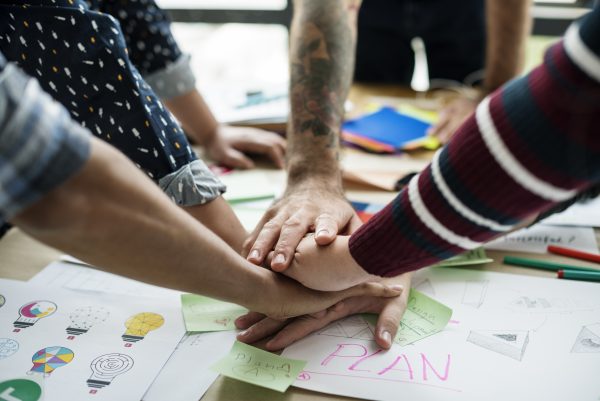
[0,338,19,360]
[318,316,374,341]
[571,323,600,353]
[14,300,57,330]
[461,281,488,308]
[122,312,164,344]
[66,306,110,337]
[509,295,597,313]
[87,353,134,391]
[414,279,436,296]
[28,346,74,376]
[467,330,529,361]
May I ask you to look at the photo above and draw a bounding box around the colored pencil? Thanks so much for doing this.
[503,256,599,273]
[557,269,600,282]
[547,245,600,264]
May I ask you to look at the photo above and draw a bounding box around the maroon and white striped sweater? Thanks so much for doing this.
[349,7,600,277]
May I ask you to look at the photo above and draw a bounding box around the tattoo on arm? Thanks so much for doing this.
[288,0,359,172]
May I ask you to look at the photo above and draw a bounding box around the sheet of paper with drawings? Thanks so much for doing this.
[28,262,238,401]
[282,267,600,401]
[181,294,247,332]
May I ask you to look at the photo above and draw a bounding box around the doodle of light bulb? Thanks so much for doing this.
[28,346,74,376]
[0,338,19,360]
[87,353,134,392]
[121,312,164,344]
[66,306,110,338]
[13,300,57,331]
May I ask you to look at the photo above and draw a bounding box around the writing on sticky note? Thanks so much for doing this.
[211,341,307,392]
[181,294,247,332]
[431,248,493,268]
[364,289,452,346]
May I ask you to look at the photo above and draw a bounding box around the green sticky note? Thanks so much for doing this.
[181,294,248,332]
[364,289,452,346]
[431,247,493,268]
[211,341,307,392]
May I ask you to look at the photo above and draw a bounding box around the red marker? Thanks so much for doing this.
[547,245,600,264]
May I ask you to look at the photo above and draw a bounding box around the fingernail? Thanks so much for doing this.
[238,330,248,338]
[390,285,404,292]
[273,253,285,265]
[381,330,392,346]
[316,229,329,238]
[249,249,260,260]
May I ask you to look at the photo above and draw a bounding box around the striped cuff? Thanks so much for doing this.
[158,159,226,206]
[143,54,196,100]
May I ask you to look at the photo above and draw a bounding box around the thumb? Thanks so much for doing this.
[374,295,408,349]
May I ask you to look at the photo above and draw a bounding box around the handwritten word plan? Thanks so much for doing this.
[211,341,306,392]
[283,267,600,401]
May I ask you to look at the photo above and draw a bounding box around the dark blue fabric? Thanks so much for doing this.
[355,0,486,84]
[0,1,196,182]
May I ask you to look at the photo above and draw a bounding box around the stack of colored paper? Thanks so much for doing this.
[342,107,438,153]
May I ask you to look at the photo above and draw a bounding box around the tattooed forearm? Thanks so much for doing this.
[287,0,360,182]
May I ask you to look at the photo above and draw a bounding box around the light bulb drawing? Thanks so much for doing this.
[122,312,164,343]
[29,346,74,376]
[14,300,57,330]
[66,306,110,337]
[0,338,19,360]
[87,353,134,392]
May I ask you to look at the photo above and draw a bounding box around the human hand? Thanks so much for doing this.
[243,181,362,271]
[272,234,376,291]
[236,274,412,350]
[252,270,404,321]
[204,125,286,169]
[426,95,479,143]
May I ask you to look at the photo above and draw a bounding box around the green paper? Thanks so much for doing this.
[220,171,275,204]
[432,247,493,268]
[211,341,307,392]
[364,289,452,346]
[181,294,248,332]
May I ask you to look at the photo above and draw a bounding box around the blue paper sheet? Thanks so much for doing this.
[342,107,431,148]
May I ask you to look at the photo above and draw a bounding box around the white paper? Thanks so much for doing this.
[219,170,277,203]
[29,262,181,301]
[283,267,600,401]
[0,279,185,401]
[484,224,599,254]
[143,331,237,401]
[29,263,236,401]
[541,197,600,227]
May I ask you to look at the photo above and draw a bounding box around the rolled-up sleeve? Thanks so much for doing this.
[0,55,91,221]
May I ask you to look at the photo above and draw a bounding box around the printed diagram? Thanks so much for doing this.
[318,316,374,341]
[571,323,600,353]
[87,353,134,391]
[122,312,164,343]
[66,306,110,337]
[467,330,529,361]
[0,294,5,308]
[0,338,19,360]
[462,281,489,308]
[29,346,74,376]
[14,300,57,330]
[414,279,436,296]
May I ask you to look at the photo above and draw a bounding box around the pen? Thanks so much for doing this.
[547,245,600,264]
[557,269,600,282]
[503,256,599,273]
